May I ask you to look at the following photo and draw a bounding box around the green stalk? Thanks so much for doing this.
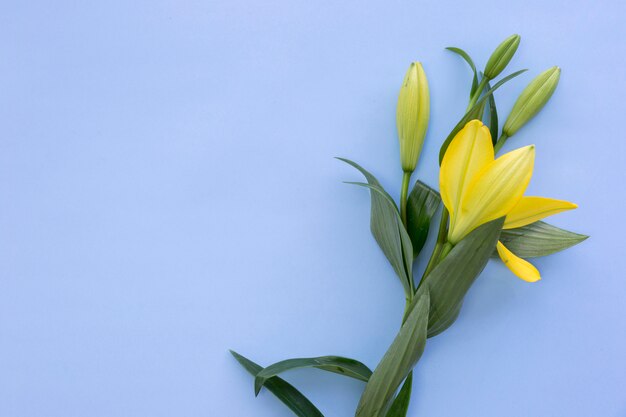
[400,171,411,228]
[400,170,415,296]
[397,169,416,414]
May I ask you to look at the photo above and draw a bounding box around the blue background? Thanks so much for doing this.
[1,0,624,416]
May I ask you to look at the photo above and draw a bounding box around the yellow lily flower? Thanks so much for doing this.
[440,120,577,282]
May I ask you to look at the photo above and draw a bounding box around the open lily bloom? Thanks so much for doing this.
[440,120,577,282]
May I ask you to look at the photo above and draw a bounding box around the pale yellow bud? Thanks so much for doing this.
[397,62,430,172]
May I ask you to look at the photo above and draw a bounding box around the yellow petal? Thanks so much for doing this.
[496,241,541,282]
[440,120,493,233]
[449,145,535,243]
[504,196,578,229]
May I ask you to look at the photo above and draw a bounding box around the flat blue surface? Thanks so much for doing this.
[1,1,624,416]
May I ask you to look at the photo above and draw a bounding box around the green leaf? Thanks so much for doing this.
[230,350,324,417]
[338,158,414,295]
[497,221,588,258]
[355,291,430,417]
[438,69,527,164]
[486,80,499,143]
[446,46,479,97]
[421,218,504,337]
[254,356,372,395]
[406,181,441,258]
[385,373,412,417]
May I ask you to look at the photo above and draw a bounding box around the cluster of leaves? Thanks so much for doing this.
[231,39,587,417]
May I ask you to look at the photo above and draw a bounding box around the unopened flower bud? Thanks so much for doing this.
[397,62,430,172]
[503,66,561,137]
[484,34,521,80]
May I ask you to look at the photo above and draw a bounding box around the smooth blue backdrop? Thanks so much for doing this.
[1,0,624,416]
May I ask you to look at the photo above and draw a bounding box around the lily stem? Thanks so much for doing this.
[400,171,411,228]
[400,170,415,297]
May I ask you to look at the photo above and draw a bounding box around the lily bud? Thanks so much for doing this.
[503,66,561,137]
[484,34,521,80]
[397,62,430,172]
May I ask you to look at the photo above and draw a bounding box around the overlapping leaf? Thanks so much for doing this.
[230,350,324,417]
[420,218,504,337]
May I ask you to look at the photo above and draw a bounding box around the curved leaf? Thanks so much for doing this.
[230,350,324,417]
[497,221,588,258]
[254,356,372,395]
[446,46,479,97]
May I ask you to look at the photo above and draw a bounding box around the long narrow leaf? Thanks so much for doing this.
[355,291,430,417]
[338,158,414,295]
[438,69,527,164]
[498,221,588,258]
[406,181,441,258]
[254,356,372,395]
[230,350,324,417]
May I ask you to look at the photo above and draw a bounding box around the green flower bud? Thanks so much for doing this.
[397,62,430,172]
[484,34,521,80]
[503,66,561,137]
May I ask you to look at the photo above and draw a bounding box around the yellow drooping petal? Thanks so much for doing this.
[496,241,541,282]
[504,196,578,229]
[449,145,535,243]
[440,120,493,232]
